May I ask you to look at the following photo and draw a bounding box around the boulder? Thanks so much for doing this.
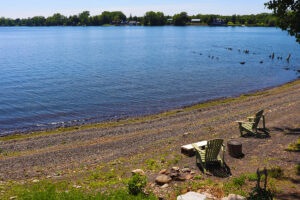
[177,192,207,200]
[131,169,145,176]
[155,175,172,185]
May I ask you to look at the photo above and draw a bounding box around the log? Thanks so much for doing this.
[227,140,243,158]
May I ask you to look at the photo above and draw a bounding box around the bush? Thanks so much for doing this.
[127,174,147,195]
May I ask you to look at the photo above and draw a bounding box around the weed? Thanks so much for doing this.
[193,175,203,180]
[268,166,284,179]
[127,174,147,195]
[286,139,300,151]
[232,175,246,187]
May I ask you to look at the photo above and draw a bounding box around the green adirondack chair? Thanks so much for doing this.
[192,139,225,173]
[235,110,268,136]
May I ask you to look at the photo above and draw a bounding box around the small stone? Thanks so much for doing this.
[132,169,145,176]
[32,179,39,183]
[185,174,193,180]
[174,176,186,181]
[161,184,169,188]
[172,167,180,171]
[159,169,167,174]
[227,194,246,200]
[177,192,206,200]
[190,170,196,175]
[46,175,52,178]
[9,196,17,200]
[183,132,190,137]
[73,185,82,189]
[155,175,172,185]
[182,168,191,173]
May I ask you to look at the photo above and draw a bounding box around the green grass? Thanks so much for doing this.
[286,139,300,151]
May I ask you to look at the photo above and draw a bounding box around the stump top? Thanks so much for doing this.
[227,140,242,145]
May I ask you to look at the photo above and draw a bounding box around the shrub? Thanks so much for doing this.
[127,174,147,195]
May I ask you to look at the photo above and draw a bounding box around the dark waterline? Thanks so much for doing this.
[0,26,299,136]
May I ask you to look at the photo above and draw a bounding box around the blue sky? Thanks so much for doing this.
[1,0,271,18]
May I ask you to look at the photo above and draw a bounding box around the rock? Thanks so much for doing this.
[132,169,145,176]
[155,175,172,185]
[174,176,186,181]
[172,167,180,171]
[185,174,193,180]
[221,198,228,200]
[183,132,190,137]
[182,168,191,173]
[161,184,169,188]
[32,179,39,183]
[190,170,196,175]
[259,61,263,63]
[170,172,180,178]
[227,194,246,200]
[9,196,17,200]
[73,185,82,189]
[240,62,246,65]
[177,192,207,200]
[159,169,167,174]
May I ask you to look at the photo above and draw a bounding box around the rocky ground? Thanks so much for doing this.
[0,80,299,199]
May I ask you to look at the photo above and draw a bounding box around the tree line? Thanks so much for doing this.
[0,11,278,27]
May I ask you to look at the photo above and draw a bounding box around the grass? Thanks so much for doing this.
[296,163,300,175]
[15,185,157,200]
[286,139,300,151]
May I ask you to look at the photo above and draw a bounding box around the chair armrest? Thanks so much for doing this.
[192,143,203,152]
[235,120,245,123]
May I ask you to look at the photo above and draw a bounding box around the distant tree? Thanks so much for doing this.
[265,0,300,43]
[232,14,237,24]
[144,11,165,25]
[79,11,90,25]
[173,12,189,26]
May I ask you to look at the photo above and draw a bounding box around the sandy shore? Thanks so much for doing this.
[0,80,299,198]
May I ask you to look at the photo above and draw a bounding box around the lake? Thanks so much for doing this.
[0,26,299,136]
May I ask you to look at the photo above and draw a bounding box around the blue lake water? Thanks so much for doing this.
[0,26,299,136]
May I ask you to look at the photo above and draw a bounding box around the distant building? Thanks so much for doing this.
[191,19,201,23]
[128,21,137,26]
[211,18,227,25]
[167,18,173,22]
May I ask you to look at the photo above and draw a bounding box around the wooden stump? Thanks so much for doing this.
[227,140,243,158]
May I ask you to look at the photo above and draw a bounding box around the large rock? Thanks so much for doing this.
[177,192,207,200]
[131,169,145,176]
[155,175,172,185]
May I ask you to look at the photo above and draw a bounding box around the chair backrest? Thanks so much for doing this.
[253,110,264,129]
[205,139,223,162]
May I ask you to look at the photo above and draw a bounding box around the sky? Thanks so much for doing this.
[1,0,271,18]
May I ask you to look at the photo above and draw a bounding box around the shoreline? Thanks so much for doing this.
[2,78,299,141]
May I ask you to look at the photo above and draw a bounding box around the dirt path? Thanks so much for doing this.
[0,81,299,184]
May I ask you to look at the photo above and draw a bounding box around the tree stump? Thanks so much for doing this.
[227,140,243,158]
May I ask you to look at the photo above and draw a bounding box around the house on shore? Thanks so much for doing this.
[128,21,137,26]
[210,18,227,26]
[191,19,201,24]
